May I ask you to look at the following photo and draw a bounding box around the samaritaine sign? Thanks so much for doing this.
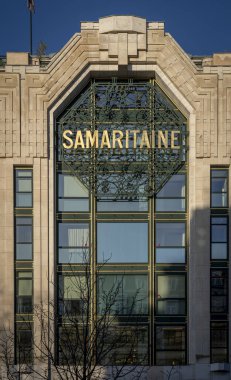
[62,130,181,150]
[57,80,187,198]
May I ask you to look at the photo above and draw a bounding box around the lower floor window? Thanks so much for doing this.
[211,322,228,363]
[16,322,33,364]
[155,325,186,365]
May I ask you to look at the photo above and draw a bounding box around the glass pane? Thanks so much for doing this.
[211,296,227,313]
[157,174,185,198]
[156,223,185,247]
[156,326,185,350]
[211,170,228,178]
[59,223,89,247]
[156,351,185,366]
[211,193,227,207]
[156,199,185,212]
[156,248,185,263]
[16,225,32,243]
[98,275,148,315]
[16,170,32,177]
[157,299,185,315]
[212,178,227,193]
[16,217,32,225]
[16,178,32,192]
[211,348,228,363]
[211,217,227,224]
[63,276,86,299]
[97,200,148,212]
[58,199,89,212]
[59,174,89,198]
[18,279,32,296]
[211,243,227,259]
[212,225,227,242]
[16,193,32,207]
[97,223,148,263]
[157,275,185,298]
[16,244,32,260]
[58,248,89,264]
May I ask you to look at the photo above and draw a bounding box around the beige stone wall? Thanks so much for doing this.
[0,15,231,368]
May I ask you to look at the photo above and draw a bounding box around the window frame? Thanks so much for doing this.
[14,168,33,208]
[210,168,228,209]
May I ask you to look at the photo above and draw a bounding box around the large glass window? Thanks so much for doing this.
[97,222,148,263]
[156,326,186,365]
[59,275,86,315]
[156,274,186,315]
[211,270,228,314]
[98,275,148,315]
[155,222,185,263]
[211,217,228,260]
[15,217,33,260]
[211,169,228,208]
[16,271,33,313]
[156,174,185,212]
[58,223,89,263]
[211,322,228,363]
[16,322,33,364]
[15,169,33,208]
[58,173,89,212]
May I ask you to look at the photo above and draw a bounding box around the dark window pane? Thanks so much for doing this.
[211,170,228,178]
[156,326,186,365]
[16,323,33,364]
[211,323,228,362]
[98,275,148,315]
[16,244,32,260]
[157,300,185,315]
[16,225,32,243]
[211,243,227,260]
[211,218,227,224]
[97,223,148,263]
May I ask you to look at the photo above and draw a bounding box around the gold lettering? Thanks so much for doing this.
[130,130,140,149]
[125,130,129,149]
[74,130,85,149]
[140,130,151,149]
[86,130,99,148]
[63,130,73,149]
[112,130,123,149]
[100,130,111,149]
[171,131,180,149]
[158,131,168,148]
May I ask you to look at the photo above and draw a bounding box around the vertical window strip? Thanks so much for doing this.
[210,167,229,363]
[14,168,33,364]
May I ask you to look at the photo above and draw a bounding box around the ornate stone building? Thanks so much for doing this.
[0,15,231,379]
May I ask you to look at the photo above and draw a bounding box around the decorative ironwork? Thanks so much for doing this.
[56,80,187,199]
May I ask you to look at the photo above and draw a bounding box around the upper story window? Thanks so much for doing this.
[15,169,33,208]
[58,172,89,212]
[156,174,186,212]
[211,169,228,208]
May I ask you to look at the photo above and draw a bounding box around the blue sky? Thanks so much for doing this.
[1,0,231,56]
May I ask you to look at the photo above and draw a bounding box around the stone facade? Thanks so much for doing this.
[0,15,231,379]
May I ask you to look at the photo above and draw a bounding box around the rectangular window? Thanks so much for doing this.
[58,222,89,263]
[156,274,186,315]
[15,169,33,208]
[58,173,89,212]
[15,217,33,260]
[211,169,228,208]
[98,275,148,315]
[16,271,33,313]
[155,222,185,263]
[211,217,228,260]
[156,326,186,365]
[211,270,228,314]
[211,322,228,363]
[16,322,33,363]
[156,174,186,212]
[97,222,148,263]
[58,275,86,315]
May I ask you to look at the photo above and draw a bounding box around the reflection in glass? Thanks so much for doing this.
[155,223,185,263]
[156,174,185,212]
[97,222,148,263]
[156,326,186,365]
[211,323,228,363]
[211,217,227,260]
[98,275,148,315]
[211,169,228,208]
[58,223,89,263]
[15,169,32,208]
[16,217,33,260]
[58,173,89,212]
[156,275,186,315]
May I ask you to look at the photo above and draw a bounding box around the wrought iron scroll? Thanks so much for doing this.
[56,80,187,199]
